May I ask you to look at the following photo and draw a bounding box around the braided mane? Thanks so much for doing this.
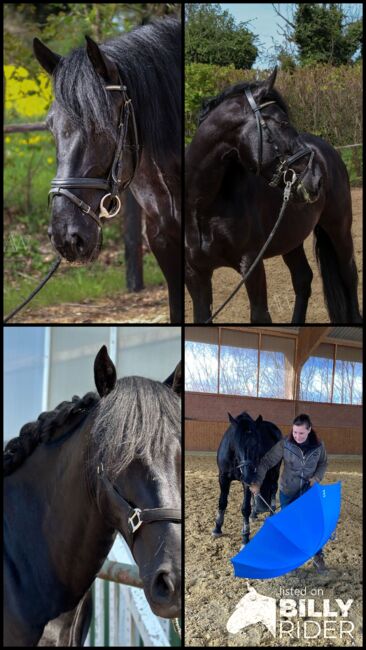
[4,392,99,476]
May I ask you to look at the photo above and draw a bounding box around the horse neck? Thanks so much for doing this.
[4,418,115,613]
[186,120,241,211]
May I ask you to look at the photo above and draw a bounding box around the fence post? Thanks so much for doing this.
[124,190,144,292]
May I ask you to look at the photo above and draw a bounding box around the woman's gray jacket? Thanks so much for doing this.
[256,437,328,497]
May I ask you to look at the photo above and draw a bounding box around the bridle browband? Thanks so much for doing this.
[96,463,181,549]
[48,79,140,229]
[244,87,314,187]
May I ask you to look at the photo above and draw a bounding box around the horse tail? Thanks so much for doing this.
[314,224,349,321]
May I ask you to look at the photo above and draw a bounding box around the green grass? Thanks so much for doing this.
[4,253,164,314]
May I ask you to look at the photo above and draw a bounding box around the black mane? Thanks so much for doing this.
[52,17,181,165]
[4,376,181,480]
[4,392,99,476]
[198,80,289,125]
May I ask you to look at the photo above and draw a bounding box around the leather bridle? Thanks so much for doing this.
[244,87,314,187]
[96,463,181,549]
[48,78,140,230]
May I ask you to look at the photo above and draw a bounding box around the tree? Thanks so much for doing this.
[185,3,257,69]
[273,3,362,67]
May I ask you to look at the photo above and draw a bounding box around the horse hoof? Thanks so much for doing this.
[212,530,223,538]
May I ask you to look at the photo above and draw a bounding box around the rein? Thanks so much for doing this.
[204,172,296,323]
[4,256,62,323]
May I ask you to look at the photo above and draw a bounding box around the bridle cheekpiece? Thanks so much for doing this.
[244,87,314,191]
[48,78,140,229]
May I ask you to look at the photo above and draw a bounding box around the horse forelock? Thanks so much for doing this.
[51,17,181,164]
[89,376,180,481]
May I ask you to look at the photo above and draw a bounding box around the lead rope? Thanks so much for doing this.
[204,172,296,323]
[4,256,62,323]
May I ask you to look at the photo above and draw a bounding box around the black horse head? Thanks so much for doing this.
[33,18,180,264]
[91,346,181,618]
[33,37,138,262]
[198,67,322,204]
[228,411,265,485]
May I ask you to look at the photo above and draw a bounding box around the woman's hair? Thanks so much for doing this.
[288,413,321,445]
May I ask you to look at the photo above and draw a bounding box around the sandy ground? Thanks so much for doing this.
[185,188,362,323]
[185,454,362,646]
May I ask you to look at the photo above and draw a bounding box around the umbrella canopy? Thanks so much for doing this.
[231,482,341,579]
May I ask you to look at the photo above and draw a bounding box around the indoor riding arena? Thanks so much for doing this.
[185,326,362,647]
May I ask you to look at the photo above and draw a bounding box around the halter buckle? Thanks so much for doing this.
[128,508,143,534]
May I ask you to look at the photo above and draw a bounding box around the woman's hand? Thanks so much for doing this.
[249,483,260,495]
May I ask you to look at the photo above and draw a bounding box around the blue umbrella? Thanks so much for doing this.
[231,482,341,579]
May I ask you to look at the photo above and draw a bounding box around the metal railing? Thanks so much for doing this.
[85,559,177,647]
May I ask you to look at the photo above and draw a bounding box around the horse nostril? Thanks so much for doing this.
[66,228,84,254]
[151,571,175,604]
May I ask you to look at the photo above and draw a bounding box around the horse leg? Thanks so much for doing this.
[270,489,276,516]
[241,258,272,323]
[212,474,231,537]
[282,245,313,323]
[146,229,182,323]
[241,484,252,546]
[186,265,213,323]
[250,493,258,520]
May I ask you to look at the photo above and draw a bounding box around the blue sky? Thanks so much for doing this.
[219,3,363,68]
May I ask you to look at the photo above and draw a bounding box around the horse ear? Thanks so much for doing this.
[228,413,238,425]
[256,415,263,426]
[258,66,278,102]
[85,35,120,85]
[267,66,278,90]
[163,361,182,396]
[94,346,117,397]
[33,38,62,75]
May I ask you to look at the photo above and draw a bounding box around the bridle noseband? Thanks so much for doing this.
[48,79,140,229]
[96,463,181,548]
[244,87,314,188]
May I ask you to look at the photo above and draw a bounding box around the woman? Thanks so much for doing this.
[250,414,328,572]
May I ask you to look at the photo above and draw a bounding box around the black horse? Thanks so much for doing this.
[4,345,181,646]
[186,67,362,324]
[212,412,282,546]
[34,17,181,323]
